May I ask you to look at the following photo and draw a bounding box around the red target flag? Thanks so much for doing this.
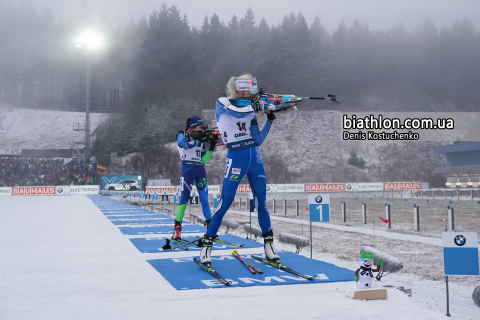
[378,216,389,224]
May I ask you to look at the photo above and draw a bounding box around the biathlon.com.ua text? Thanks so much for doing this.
[342,114,454,141]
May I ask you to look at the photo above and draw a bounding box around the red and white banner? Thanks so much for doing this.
[305,183,345,192]
[236,184,251,193]
[12,186,56,196]
[384,182,421,191]
[145,186,176,193]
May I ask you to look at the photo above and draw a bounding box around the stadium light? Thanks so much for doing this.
[75,30,104,51]
[75,30,104,161]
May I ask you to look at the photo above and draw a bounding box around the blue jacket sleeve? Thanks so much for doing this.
[250,116,273,146]
[177,133,198,150]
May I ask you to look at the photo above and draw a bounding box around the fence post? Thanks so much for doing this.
[295,199,299,216]
[283,199,287,215]
[362,202,367,224]
[272,198,276,214]
[448,206,454,231]
[414,204,420,231]
[386,203,391,229]
[457,189,459,200]
[421,189,423,199]
[342,201,346,222]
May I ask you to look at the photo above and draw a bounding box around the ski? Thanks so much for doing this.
[251,255,316,280]
[195,236,245,247]
[172,239,189,250]
[232,249,263,274]
[193,258,232,286]
[162,238,201,250]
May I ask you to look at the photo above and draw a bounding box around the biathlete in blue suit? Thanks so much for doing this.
[199,74,280,264]
[172,116,217,240]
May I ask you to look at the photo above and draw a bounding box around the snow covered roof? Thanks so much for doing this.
[434,142,480,154]
[432,165,480,174]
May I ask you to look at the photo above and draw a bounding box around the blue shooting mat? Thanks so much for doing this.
[106,214,173,220]
[148,252,355,290]
[102,209,153,213]
[130,235,261,253]
[102,211,161,218]
[111,219,178,226]
[119,224,205,235]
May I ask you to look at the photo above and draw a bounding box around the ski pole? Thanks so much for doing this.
[232,249,263,274]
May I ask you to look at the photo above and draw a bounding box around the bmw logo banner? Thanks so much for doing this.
[442,232,479,276]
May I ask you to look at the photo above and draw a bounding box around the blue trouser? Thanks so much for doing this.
[177,165,211,221]
[207,146,272,237]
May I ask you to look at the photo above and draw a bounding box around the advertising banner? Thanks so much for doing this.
[12,186,56,196]
[384,182,421,191]
[168,185,219,195]
[146,186,176,193]
[345,183,383,192]
[266,184,305,193]
[0,187,12,196]
[305,183,345,192]
[208,185,221,194]
[55,185,100,195]
[100,175,143,191]
[236,184,251,193]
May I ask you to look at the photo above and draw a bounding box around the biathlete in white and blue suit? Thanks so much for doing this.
[172,116,217,240]
[199,74,280,264]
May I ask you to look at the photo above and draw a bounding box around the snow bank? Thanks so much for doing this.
[243,224,263,237]
[361,246,404,273]
[278,232,309,248]
[221,219,239,230]
[473,285,480,308]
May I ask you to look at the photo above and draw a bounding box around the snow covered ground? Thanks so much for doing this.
[2,195,478,319]
[0,104,108,154]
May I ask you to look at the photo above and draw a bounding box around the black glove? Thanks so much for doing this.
[267,112,276,122]
[207,133,219,141]
[251,94,261,112]
[198,131,209,143]
[209,139,217,151]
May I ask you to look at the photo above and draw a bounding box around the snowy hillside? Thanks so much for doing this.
[0,104,108,154]
[0,104,445,185]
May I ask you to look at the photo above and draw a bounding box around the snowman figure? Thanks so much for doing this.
[355,251,383,290]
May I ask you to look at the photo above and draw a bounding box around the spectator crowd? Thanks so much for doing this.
[0,157,97,187]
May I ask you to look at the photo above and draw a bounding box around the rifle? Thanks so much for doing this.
[203,126,224,146]
[232,89,340,124]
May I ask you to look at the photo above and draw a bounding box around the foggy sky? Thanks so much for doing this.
[31,0,480,32]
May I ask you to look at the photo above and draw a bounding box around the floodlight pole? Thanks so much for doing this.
[85,52,91,161]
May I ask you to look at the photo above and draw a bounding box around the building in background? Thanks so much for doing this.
[433,142,480,188]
